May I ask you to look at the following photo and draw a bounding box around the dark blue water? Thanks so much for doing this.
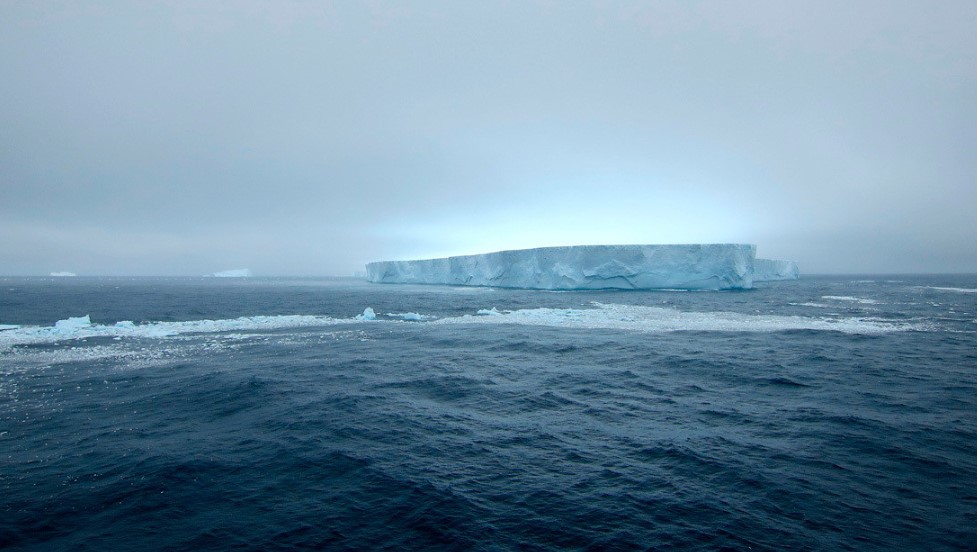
[1,276,975,550]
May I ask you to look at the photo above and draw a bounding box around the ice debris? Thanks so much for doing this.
[356,307,377,321]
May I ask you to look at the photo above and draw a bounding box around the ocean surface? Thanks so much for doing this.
[1,275,975,551]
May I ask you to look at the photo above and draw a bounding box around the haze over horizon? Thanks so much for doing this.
[2,1,976,276]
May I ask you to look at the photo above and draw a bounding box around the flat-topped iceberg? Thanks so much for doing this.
[49,271,77,277]
[754,259,800,281]
[367,244,756,290]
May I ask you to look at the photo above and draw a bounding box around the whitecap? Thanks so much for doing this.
[821,296,881,305]
[926,286,977,294]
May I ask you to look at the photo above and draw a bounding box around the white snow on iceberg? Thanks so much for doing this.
[367,244,756,291]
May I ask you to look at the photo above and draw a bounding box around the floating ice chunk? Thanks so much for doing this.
[367,244,756,290]
[476,307,503,316]
[55,315,92,332]
[356,307,377,320]
[0,324,20,331]
[385,312,432,321]
[49,271,77,277]
[207,269,252,278]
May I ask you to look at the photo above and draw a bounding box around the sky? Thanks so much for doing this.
[1,0,975,276]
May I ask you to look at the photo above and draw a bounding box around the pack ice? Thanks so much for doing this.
[367,244,757,290]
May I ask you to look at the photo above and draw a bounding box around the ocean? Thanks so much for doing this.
[1,276,975,551]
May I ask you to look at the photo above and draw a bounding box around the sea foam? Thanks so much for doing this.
[925,286,977,294]
[435,303,917,334]
[0,301,923,351]
[0,314,361,350]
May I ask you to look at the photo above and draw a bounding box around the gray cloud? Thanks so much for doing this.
[2,1,975,275]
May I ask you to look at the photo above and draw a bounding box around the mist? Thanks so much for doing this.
[2,1,975,275]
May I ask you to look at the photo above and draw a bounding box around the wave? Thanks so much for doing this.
[821,296,881,305]
[925,286,977,294]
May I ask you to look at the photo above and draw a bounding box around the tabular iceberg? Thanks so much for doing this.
[754,259,800,281]
[367,244,756,290]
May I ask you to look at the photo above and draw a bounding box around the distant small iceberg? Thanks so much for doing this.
[55,315,92,331]
[49,271,77,277]
[206,269,253,278]
[356,307,377,320]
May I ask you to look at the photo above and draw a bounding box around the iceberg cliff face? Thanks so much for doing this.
[367,244,756,290]
[754,258,800,281]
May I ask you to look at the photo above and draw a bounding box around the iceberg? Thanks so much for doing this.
[54,315,92,332]
[367,244,756,291]
[754,259,800,281]
[206,268,253,278]
[356,307,377,320]
[50,271,77,277]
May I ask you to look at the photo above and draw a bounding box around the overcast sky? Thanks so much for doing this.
[2,1,975,275]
